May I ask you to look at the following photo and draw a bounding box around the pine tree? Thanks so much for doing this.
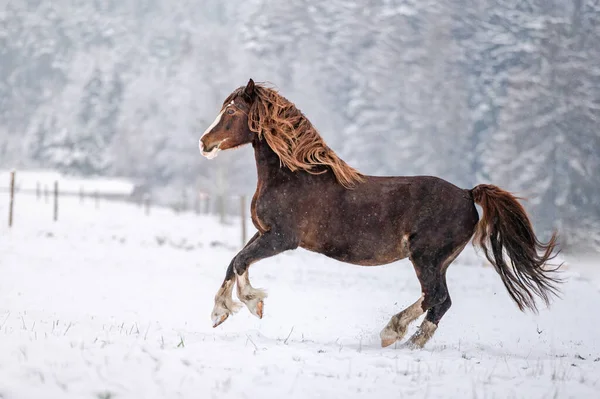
[483,0,600,246]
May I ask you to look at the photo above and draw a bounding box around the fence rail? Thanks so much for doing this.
[4,171,250,247]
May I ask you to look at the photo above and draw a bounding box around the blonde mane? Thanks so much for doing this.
[227,84,364,188]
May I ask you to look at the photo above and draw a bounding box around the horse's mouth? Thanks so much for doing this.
[199,139,227,159]
[202,146,220,159]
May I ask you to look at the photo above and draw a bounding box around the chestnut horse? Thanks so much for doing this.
[199,79,561,348]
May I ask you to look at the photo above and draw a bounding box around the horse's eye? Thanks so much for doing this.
[227,108,235,115]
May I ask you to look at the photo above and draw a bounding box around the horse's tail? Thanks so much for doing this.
[470,184,562,313]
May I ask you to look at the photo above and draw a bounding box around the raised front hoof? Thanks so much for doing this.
[238,287,268,319]
[256,300,264,319]
[211,301,240,328]
[245,298,265,319]
[212,313,229,328]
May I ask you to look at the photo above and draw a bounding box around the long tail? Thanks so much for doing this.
[471,184,562,312]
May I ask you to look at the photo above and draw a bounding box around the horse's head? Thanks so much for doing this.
[199,79,257,159]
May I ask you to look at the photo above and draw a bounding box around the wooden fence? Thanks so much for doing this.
[3,171,250,246]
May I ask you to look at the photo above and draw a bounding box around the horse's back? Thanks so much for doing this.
[380,175,480,241]
[296,173,479,266]
[355,174,476,220]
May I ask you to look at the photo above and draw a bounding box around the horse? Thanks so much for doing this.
[198,79,562,348]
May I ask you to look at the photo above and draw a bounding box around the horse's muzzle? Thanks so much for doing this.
[199,138,222,159]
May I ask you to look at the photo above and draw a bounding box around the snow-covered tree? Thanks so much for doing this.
[1,0,599,247]
[483,0,600,244]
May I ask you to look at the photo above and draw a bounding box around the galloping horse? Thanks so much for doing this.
[199,79,561,348]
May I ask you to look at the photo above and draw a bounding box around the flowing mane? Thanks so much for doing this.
[223,83,364,188]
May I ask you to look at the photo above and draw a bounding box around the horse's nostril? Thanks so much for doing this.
[199,140,205,152]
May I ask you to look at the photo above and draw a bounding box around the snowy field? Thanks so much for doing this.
[1,192,600,399]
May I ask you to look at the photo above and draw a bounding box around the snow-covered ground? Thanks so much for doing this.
[1,192,599,398]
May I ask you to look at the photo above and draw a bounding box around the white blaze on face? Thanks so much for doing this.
[201,110,224,140]
[198,111,222,156]
[199,101,235,159]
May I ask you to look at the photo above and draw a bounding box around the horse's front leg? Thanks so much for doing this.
[211,233,259,328]
[233,230,298,319]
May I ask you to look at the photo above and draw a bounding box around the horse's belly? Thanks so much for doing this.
[301,233,410,266]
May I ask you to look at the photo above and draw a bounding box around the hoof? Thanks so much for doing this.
[212,313,229,328]
[246,298,264,319]
[211,300,241,328]
[405,320,437,349]
[380,326,401,348]
[256,300,264,319]
[400,340,422,350]
[239,287,267,319]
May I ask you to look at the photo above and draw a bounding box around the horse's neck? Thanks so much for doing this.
[252,137,294,184]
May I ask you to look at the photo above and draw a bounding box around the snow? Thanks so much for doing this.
[562,253,600,292]
[1,193,599,398]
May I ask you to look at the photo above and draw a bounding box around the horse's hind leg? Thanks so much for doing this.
[405,273,450,348]
[404,241,468,349]
[380,236,468,348]
[380,252,450,348]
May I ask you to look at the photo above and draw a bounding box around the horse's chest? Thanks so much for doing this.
[251,186,294,233]
[251,190,271,233]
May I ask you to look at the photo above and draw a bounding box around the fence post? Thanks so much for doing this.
[53,181,58,222]
[240,195,247,246]
[44,185,49,203]
[217,166,226,224]
[8,171,15,227]
[181,189,188,212]
[79,186,84,204]
[204,195,210,214]
[36,181,41,201]
[218,195,225,224]
[194,193,200,215]
[144,193,151,216]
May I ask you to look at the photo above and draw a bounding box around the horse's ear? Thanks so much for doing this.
[243,78,255,99]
